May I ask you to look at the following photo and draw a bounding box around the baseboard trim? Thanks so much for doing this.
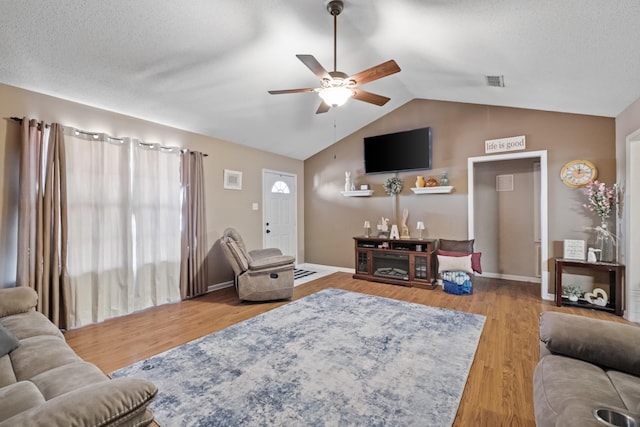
[207,281,234,293]
[480,272,541,283]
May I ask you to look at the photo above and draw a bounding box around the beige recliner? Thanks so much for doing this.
[221,227,295,301]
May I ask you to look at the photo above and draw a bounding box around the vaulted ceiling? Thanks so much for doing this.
[2,1,640,160]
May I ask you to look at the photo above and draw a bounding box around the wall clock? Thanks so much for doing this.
[560,159,598,187]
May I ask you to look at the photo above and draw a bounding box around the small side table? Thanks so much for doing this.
[555,258,625,316]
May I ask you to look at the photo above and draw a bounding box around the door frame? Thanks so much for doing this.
[467,150,551,300]
[625,129,640,321]
[261,169,298,261]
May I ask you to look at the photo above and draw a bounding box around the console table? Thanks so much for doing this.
[555,258,625,316]
[353,236,437,289]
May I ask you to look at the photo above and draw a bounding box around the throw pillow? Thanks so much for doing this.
[437,254,473,274]
[0,324,19,357]
[438,239,474,253]
[438,249,482,274]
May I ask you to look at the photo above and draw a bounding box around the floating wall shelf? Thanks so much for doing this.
[341,190,374,197]
[410,186,454,194]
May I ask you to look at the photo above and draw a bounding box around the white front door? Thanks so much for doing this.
[262,170,297,260]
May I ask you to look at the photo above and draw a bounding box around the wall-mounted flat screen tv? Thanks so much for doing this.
[363,127,432,174]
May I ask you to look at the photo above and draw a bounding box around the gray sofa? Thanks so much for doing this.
[0,286,157,426]
[533,311,640,426]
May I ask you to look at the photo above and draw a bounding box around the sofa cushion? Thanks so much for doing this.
[0,287,38,318]
[228,240,249,271]
[0,356,16,388]
[0,378,157,427]
[533,355,626,427]
[540,312,640,376]
[10,336,81,381]
[30,362,108,400]
[0,325,19,357]
[0,311,63,340]
[607,370,640,413]
[0,381,46,422]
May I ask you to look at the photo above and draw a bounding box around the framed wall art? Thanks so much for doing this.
[223,169,242,190]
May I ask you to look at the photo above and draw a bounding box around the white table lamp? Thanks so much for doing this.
[363,220,371,237]
[416,221,425,240]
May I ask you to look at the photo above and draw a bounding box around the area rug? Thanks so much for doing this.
[111,288,485,427]
[293,268,316,280]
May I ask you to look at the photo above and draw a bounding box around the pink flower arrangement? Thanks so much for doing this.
[583,180,616,221]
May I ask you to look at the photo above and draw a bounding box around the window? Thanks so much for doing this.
[271,180,290,194]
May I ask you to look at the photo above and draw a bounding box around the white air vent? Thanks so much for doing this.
[485,75,505,87]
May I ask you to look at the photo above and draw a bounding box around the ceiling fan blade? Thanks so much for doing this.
[349,60,401,86]
[352,89,390,106]
[268,88,316,95]
[315,101,331,114]
[296,54,331,80]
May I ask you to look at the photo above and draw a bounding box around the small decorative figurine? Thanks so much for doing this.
[390,224,400,240]
[344,171,351,192]
[400,208,410,239]
[415,176,426,188]
[426,177,438,187]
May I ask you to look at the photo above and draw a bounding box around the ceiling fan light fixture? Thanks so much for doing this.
[318,86,353,107]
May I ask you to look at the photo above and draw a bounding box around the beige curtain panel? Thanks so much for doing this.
[16,119,69,329]
[180,151,208,299]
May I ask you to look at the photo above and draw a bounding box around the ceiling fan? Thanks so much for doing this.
[268,0,401,114]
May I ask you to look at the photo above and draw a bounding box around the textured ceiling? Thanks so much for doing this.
[2,0,640,160]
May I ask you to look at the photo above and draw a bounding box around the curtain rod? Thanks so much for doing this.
[10,116,50,128]
[8,116,208,157]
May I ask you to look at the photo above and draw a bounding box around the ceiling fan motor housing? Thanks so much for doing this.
[327,0,344,16]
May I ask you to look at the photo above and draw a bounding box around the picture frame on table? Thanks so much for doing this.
[563,239,585,260]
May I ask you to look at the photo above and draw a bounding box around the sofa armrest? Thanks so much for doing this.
[249,248,283,260]
[0,287,38,318]
[539,311,640,376]
[0,377,157,427]
[249,255,295,271]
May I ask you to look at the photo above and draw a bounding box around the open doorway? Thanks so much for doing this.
[468,150,551,300]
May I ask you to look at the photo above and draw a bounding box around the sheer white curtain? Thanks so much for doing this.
[65,130,181,327]
[132,144,182,311]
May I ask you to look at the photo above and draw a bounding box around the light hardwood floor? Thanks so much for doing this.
[64,273,632,426]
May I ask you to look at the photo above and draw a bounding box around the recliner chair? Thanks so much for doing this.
[221,227,295,301]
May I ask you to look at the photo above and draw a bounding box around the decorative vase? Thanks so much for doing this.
[426,177,438,187]
[415,176,426,188]
[595,222,615,262]
[440,171,449,186]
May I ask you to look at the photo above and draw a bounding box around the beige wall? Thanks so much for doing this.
[304,99,616,281]
[0,83,304,287]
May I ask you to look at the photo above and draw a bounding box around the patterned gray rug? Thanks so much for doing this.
[111,288,485,427]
